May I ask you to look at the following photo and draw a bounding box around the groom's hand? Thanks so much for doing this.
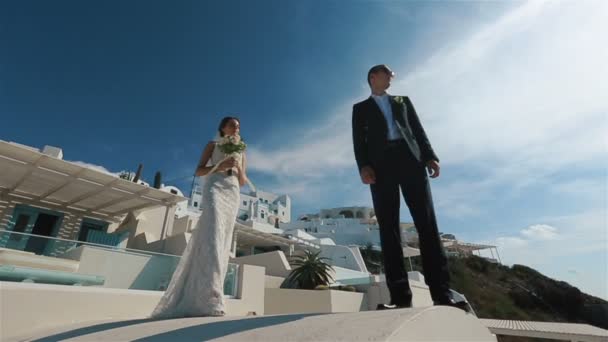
[426,160,440,178]
[360,166,376,184]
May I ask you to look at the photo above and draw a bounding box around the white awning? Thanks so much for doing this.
[442,240,496,252]
[0,141,186,219]
[235,221,320,249]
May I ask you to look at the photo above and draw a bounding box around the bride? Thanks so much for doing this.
[151,116,248,319]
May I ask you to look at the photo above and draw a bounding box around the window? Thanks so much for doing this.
[339,210,354,218]
[261,212,265,219]
[282,211,285,216]
[243,201,247,206]
[78,218,109,243]
[194,202,198,207]
[9,214,30,241]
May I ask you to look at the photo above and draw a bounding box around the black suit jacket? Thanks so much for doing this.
[352,95,439,171]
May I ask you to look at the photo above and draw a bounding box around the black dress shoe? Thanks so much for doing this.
[434,298,470,312]
[376,302,412,310]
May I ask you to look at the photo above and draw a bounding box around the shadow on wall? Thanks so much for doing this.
[129,254,180,291]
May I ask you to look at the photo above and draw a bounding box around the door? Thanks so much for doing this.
[77,218,109,244]
[3,206,38,250]
[25,213,61,254]
[2,205,63,254]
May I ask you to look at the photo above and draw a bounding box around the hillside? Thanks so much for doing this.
[447,256,607,329]
[360,248,607,330]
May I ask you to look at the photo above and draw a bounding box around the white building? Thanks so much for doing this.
[320,207,375,220]
[1,141,546,342]
[188,177,204,211]
[238,190,291,226]
[188,178,291,226]
[281,206,416,250]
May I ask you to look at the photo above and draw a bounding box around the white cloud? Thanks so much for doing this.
[246,1,608,297]
[393,0,608,169]
[496,236,528,249]
[549,177,607,201]
[521,224,559,240]
[483,208,607,298]
[246,102,357,179]
[490,209,605,261]
[248,1,607,212]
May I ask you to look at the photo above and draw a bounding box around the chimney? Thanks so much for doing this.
[42,145,63,160]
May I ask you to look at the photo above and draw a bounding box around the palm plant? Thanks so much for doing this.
[283,250,334,290]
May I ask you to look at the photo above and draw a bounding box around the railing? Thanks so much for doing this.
[0,229,239,297]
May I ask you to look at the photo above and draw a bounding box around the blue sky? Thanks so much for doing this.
[1,1,606,299]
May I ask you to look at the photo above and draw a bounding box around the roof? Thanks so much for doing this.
[0,141,186,220]
[442,240,496,251]
[481,319,608,342]
[235,221,320,249]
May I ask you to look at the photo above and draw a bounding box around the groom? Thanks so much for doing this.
[352,64,466,310]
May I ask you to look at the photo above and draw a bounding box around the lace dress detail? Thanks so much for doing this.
[150,145,240,319]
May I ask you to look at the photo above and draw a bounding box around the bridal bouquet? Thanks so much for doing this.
[217,134,247,155]
[209,134,256,191]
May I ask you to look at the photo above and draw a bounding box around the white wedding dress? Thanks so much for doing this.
[150,144,240,319]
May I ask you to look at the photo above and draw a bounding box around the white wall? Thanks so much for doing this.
[239,190,291,224]
[264,288,365,315]
[231,251,292,278]
[112,205,177,249]
[0,264,266,341]
[319,244,368,273]
[282,218,420,249]
[60,246,180,291]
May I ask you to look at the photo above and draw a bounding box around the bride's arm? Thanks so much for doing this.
[237,152,248,187]
[194,142,217,177]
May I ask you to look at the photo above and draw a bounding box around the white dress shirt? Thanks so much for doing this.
[371,93,401,140]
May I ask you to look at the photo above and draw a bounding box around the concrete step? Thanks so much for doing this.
[1,264,265,341]
[10,307,496,341]
[0,248,79,272]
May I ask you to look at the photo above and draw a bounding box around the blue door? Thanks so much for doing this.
[1,205,63,254]
[2,206,38,250]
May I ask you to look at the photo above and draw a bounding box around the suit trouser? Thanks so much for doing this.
[370,142,450,303]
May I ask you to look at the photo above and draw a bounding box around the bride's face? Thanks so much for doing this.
[222,119,240,136]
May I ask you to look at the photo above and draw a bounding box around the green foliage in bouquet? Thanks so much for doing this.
[218,136,247,154]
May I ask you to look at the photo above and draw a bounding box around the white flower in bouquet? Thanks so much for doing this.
[217,134,247,155]
[208,134,256,191]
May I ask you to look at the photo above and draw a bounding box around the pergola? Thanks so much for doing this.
[234,221,320,256]
[442,239,501,263]
[0,140,186,225]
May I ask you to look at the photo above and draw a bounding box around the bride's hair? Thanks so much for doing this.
[218,116,240,137]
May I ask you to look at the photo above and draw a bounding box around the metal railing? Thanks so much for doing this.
[0,229,239,296]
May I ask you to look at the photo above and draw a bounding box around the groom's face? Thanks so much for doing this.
[371,71,393,90]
